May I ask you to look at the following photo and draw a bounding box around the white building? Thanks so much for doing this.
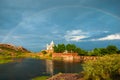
[46,41,54,53]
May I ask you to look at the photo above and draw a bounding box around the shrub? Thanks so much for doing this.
[82,54,120,80]
[41,50,47,54]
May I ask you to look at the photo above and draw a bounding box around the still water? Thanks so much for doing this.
[0,58,83,80]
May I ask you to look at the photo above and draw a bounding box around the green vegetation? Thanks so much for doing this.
[54,44,87,55]
[0,59,13,64]
[0,55,13,64]
[54,44,120,56]
[0,44,30,57]
[0,43,120,79]
[82,54,120,80]
[0,44,35,64]
[54,44,66,53]
[88,45,119,56]
[41,50,47,54]
[32,76,49,80]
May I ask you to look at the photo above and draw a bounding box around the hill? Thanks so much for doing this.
[0,43,30,56]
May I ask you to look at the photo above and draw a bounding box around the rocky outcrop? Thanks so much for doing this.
[0,43,30,54]
[47,73,84,80]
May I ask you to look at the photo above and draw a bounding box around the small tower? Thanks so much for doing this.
[46,41,54,53]
[50,41,54,45]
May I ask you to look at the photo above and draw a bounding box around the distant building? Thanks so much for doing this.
[46,41,54,53]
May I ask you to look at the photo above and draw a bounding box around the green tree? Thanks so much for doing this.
[66,44,77,53]
[54,44,65,53]
[57,44,65,53]
[93,48,101,56]
[69,44,76,52]
[41,50,47,54]
[88,48,101,56]
[100,48,109,55]
[54,45,59,53]
[106,45,118,54]
[117,50,120,54]
[76,48,87,56]
[66,44,72,52]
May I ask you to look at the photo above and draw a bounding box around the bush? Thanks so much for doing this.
[41,50,47,54]
[82,54,120,80]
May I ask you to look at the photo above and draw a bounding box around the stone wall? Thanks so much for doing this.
[73,56,98,62]
[52,53,98,62]
[52,53,78,58]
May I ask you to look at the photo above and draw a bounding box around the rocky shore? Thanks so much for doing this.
[47,73,84,80]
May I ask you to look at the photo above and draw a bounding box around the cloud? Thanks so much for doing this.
[64,29,88,41]
[98,33,120,41]
[67,35,87,41]
[65,30,120,42]
[92,33,120,41]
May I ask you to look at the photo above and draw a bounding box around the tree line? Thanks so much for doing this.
[53,44,120,56]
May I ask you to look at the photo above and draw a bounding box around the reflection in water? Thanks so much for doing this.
[46,60,54,76]
[46,60,83,75]
[0,58,82,80]
[0,58,47,80]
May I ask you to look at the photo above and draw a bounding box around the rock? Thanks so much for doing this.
[0,43,30,53]
[47,73,84,80]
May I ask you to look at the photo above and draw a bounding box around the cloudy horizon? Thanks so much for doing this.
[0,0,120,52]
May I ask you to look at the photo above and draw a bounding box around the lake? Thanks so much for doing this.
[0,58,83,80]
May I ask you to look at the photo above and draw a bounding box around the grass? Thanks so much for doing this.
[0,59,13,64]
[32,76,49,80]
[0,55,14,64]
[82,54,120,80]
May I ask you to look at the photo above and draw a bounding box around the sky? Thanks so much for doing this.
[0,0,120,52]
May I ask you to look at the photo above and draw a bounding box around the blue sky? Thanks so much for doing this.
[0,0,120,52]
